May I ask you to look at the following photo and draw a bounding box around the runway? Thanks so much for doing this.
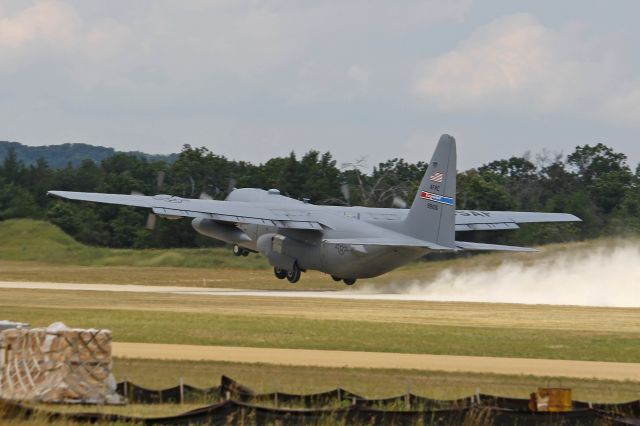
[2,279,637,307]
[112,342,640,381]
[0,280,429,301]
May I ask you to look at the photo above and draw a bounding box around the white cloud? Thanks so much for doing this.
[414,13,627,116]
[3,1,638,169]
[0,0,132,75]
[601,83,640,126]
[0,0,80,50]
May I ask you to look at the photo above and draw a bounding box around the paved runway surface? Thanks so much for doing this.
[0,280,422,301]
[112,342,640,381]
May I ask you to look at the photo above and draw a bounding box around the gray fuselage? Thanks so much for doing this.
[191,188,428,279]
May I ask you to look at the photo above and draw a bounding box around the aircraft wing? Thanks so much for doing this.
[47,191,324,230]
[455,211,580,232]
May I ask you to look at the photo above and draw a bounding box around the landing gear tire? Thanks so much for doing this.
[287,263,301,284]
[343,278,356,286]
[233,245,249,257]
[331,275,342,282]
[274,267,287,280]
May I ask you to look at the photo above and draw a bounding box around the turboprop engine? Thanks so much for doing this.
[191,218,251,244]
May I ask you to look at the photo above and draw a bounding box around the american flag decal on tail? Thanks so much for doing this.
[420,191,454,206]
[430,172,444,183]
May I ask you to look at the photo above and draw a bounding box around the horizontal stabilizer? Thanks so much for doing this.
[455,241,538,252]
[455,211,581,232]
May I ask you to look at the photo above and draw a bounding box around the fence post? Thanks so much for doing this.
[180,377,184,405]
[406,381,411,410]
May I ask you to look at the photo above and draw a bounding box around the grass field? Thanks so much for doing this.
[2,218,640,411]
[2,289,639,362]
[0,219,269,269]
[112,358,640,402]
[4,358,640,423]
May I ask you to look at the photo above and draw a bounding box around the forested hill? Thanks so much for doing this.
[1,141,639,249]
[0,141,178,168]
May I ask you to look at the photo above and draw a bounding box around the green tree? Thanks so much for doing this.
[0,181,41,219]
[567,144,633,215]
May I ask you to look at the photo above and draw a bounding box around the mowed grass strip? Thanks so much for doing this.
[112,358,640,403]
[3,305,639,363]
[2,288,639,333]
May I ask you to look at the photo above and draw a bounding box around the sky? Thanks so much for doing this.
[1,0,639,170]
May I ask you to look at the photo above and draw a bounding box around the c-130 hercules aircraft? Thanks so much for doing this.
[49,135,580,285]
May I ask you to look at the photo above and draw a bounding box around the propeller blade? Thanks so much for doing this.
[340,184,351,204]
[131,190,144,196]
[199,191,213,200]
[227,178,238,193]
[145,213,157,230]
[156,171,166,191]
[392,195,407,208]
[188,176,195,197]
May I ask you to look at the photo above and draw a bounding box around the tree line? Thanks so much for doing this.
[0,142,639,248]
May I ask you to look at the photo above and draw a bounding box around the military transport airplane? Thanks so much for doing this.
[48,135,580,285]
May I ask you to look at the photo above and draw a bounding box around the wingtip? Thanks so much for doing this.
[47,190,68,199]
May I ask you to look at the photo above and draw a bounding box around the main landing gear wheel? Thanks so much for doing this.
[274,267,287,280]
[343,278,356,286]
[331,275,342,282]
[287,263,301,283]
[233,245,249,257]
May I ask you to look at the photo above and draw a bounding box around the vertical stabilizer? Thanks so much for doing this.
[403,134,456,248]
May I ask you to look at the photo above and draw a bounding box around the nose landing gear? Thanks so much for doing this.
[233,245,250,256]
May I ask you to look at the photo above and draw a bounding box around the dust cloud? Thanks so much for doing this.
[372,244,640,308]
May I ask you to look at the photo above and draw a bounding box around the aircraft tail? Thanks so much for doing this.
[403,134,456,249]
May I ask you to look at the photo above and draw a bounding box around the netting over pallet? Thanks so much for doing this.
[0,322,123,404]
